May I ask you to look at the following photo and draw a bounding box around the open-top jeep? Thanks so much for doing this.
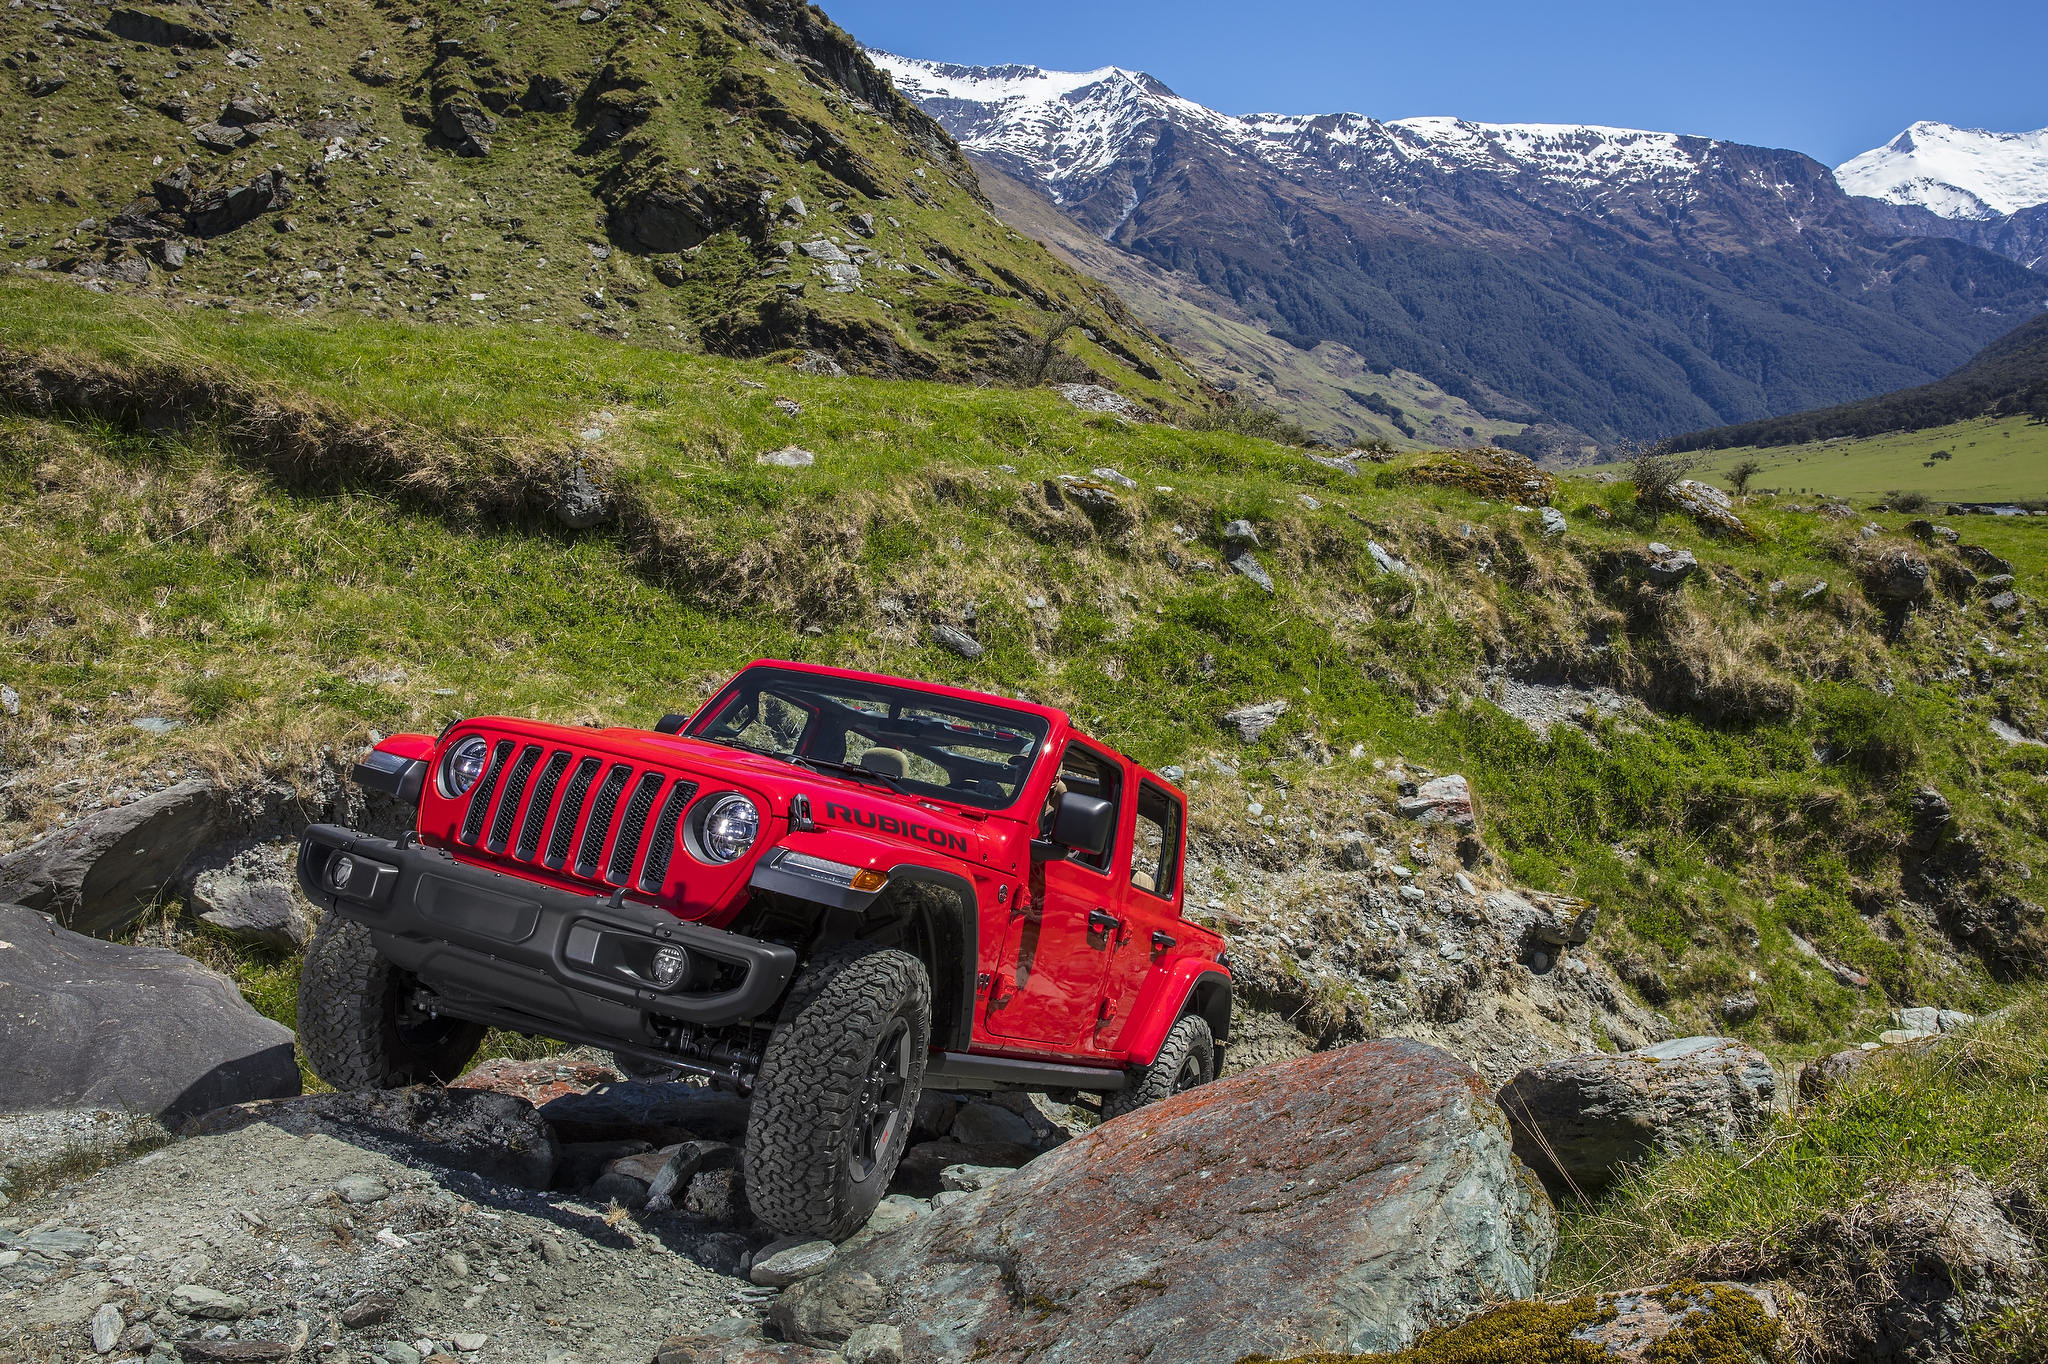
[296,660,1231,1238]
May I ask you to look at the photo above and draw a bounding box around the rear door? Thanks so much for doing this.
[983,739,1126,1049]
[1093,777,1186,1053]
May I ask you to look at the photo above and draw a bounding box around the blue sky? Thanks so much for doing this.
[827,0,2048,167]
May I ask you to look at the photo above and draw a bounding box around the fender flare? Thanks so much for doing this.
[748,835,979,1052]
[1120,962,1234,1068]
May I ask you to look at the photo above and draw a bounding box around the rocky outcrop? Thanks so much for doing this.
[1691,1173,2042,1364]
[187,843,313,950]
[0,780,220,936]
[1669,480,1753,539]
[188,1086,561,1189]
[768,1039,1556,1361]
[1496,1036,1777,1197]
[0,902,299,1122]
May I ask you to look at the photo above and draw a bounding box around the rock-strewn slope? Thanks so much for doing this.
[0,0,1195,401]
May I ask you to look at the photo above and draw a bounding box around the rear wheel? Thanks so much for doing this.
[297,915,485,1090]
[1101,1014,1214,1121]
[743,943,930,1240]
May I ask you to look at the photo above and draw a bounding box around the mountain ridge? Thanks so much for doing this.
[877,52,2048,455]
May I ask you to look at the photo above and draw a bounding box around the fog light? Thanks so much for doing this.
[651,944,689,988]
[327,854,357,893]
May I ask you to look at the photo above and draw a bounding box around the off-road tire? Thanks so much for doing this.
[297,914,486,1090]
[743,943,931,1240]
[1101,1014,1214,1121]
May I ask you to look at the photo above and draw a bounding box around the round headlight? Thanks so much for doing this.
[441,736,491,797]
[701,794,759,863]
[651,944,689,989]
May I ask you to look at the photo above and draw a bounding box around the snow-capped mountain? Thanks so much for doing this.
[874,51,2044,453]
[1836,122,2048,221]
[874,53,1728,221]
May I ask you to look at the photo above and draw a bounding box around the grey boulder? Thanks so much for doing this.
[0,902,299,1121]
[770,1039,1555,1361]
[0,779,220,936]
[1495,1035,1776,1197]
[189,851,312,950]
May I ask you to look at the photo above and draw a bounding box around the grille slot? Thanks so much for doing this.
[638,780,699,893]
[545,758,602,870]
[606,772,667,885]
[516,751,572,861]
[459,740,515,845]
[487,746,544,853]
[574,764,633,880]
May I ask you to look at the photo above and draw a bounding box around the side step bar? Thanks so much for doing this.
[924,1050,1127,1094]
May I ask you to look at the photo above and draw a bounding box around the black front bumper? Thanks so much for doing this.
[297,825,797,1047]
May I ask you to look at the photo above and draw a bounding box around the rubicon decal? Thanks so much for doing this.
[823,801,973,855]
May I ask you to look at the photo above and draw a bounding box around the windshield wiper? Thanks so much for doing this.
[791,755,909,795]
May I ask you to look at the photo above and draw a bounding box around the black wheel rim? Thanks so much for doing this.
[849,1016,912,1182]
[1172,1053,1205,1095]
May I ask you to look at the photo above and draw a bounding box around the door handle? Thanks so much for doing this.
[1088,908,1121,937]
[1151,930,1177,955]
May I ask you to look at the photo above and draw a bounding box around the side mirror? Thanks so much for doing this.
[1050,792,1115,858]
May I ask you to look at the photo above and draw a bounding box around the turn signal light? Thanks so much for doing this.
[851,869,888,893]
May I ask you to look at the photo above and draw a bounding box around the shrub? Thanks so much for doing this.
[1624,442,1701,514]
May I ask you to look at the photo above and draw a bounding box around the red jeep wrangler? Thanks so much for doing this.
[295,660,1231,1238]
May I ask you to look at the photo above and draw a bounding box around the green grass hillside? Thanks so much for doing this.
[1688,416,2048,504]
[0,0,1197,403]
[4,278,2047,1053]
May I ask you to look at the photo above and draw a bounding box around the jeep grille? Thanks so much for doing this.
[454,740,702,895]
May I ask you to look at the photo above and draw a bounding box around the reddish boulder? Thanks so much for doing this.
[768,1038,1554,1362]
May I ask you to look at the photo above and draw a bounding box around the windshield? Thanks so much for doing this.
[688,667,1051,812]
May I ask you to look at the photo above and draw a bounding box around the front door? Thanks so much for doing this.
[983,740,1125,1049]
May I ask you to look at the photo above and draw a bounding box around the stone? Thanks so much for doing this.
[0,780,220,936]
[1,685,17,716]
[794,351,846,377]
[451,1335,486,1353]
[189,867,310,951]
[1228,553,1274,593]
[332,1174,390,1204]
[193,121,257,152]
[178,1342,292,1362]
[1051,384,1152,422]
[1669,479,1751,538]
[799,238,849,263]
[1860,545,1931,602]
[185,1086,558,1188]
[889,1140,1037,1198]
[1960,545,2016,577]
[1719,991,1759,1024]
[750,1237,836,1287]
[1572,1283,1781,1360]
[947,1102,1036,1148]
[551,461,610,529]
[1397,774,1475,830]
[169,1285,248,1320]
[91,1300,124,1354]
[1496,1036,1776,1197]
[108,5,231,47]
[383,1343,422,1364]
[757,446,816,468]
[774,1040,1552,1360]
[937,1164,1013,1194]
[1539,506,1568,537]
[928,625,984,660]
[1368,541,1411,576]
[1798,1047,1874,1104]
[1090,467,1137,489]
[221,95,272,125]
[1223,699,1289,743]
[183,169,289,236]
[644,1140,738,1212]
[842,1323,906,1364]
[684,1164,749,1223]
[911,1091,958,1141]
[1643,543,1698,587]
[0,903,299,1121]
[1987,590,2020,613]
[1223,519,1261,546]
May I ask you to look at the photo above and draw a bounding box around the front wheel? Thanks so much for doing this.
[297,915,485,1090]
[1101,1014,1214,1121]
[743,944,931,1240]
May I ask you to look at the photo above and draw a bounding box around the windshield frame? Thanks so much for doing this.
[684,665,1054,813]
